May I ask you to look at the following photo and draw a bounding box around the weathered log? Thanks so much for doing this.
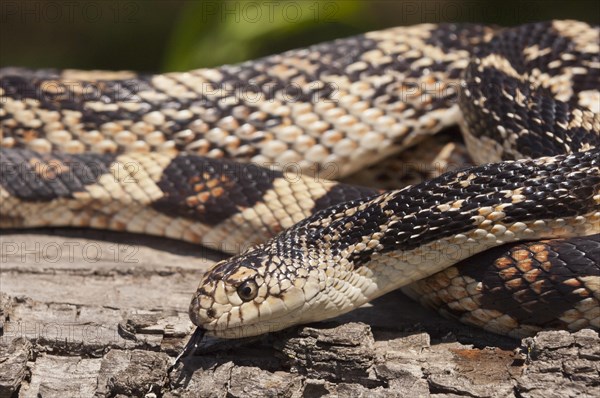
[1,231,598,397]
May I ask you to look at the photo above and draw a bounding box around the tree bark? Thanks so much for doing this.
[1,231,598,398]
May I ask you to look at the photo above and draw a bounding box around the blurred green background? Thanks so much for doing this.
[1,0,598,72]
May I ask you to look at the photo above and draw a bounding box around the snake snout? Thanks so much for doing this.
[187,249,335,338]
[188,293,203,326]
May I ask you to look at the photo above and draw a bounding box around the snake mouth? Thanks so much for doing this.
[189,285,318,338]
[206,304,309,339]
[189,294,310,338]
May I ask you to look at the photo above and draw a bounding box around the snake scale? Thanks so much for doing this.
[1,21,599,346]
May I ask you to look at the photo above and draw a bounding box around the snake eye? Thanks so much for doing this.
[237,280,258,301]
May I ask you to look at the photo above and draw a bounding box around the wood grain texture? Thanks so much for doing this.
[1,230,598,397]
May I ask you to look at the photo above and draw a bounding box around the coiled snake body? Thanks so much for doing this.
[1,21,599,342]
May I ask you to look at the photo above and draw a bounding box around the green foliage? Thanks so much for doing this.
[162,0,369,71]
[1,1,597,71]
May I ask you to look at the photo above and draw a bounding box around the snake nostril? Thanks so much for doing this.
[206,308,216,318]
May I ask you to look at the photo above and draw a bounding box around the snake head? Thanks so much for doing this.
[188,242,342,339]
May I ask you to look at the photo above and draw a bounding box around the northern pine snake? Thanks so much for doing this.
[1,21,598,348]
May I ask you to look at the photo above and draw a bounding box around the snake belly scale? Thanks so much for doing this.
[0,20,599,341]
